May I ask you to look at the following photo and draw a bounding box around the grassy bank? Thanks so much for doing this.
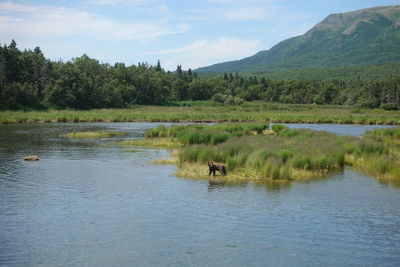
[1,103,400,124]
[61,131,127,138]
[345,128,400,181]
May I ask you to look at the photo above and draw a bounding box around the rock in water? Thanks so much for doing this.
[23,155,39,161]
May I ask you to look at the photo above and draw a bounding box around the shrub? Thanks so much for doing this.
[381,103,399,111]
[271,124,288,134]
[247,123,269,134]
[211,93,226,104]
[223,95,245,106]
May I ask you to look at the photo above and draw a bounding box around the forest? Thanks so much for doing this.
[1,40,399,110]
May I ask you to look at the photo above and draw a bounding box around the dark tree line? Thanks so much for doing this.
[1,40,399,110]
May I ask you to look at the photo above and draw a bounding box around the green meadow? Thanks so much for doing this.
[1,102,400,125]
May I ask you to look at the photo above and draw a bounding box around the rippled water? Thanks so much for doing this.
[1,123,399,266]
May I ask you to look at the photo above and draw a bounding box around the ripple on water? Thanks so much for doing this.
[1,123,400,267]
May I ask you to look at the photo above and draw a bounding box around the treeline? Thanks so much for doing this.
[1,40,399,110]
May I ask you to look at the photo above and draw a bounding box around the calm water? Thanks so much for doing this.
[0,123,399,267]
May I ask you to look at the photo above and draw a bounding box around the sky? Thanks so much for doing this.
[0,0,399,70]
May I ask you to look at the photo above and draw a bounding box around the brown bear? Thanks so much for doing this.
[208,161,226,176]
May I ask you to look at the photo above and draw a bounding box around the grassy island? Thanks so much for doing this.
[119,123,400,182]
[119,123,349,181]
[61,131,127,138]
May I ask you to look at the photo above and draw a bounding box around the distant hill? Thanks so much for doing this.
[196,5,400,73]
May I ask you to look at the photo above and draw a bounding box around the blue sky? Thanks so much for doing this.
[0,0,399,70]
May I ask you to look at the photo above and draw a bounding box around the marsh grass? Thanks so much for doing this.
[120,122,400,182]
[144,122,269,146]
[118,138,183,149]
[61,131,127,138]
[346,128,400,180]
[177,129,352,181]
[132,123,356,181]
[1,103,400,125]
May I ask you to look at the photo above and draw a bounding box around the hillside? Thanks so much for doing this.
[196,5,400,73]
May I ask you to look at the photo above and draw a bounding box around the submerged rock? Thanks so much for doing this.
[23,155,39,161]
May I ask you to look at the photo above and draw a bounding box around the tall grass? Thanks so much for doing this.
[1,103,400,125]
[123,122,400,181]
[347,127,400,180]
[177,127,353,181]
[144,123,269,146]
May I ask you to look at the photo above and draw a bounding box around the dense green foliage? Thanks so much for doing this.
[1,40,400,110]
[197,6,400,73]
[222,62,400,81]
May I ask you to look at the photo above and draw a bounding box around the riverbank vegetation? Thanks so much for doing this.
[346,128,400,180]
[1,41,400,112]
[1,103,400,125]
[61,131,126,138]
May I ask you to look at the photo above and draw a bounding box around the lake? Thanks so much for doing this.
[1,122,399,266]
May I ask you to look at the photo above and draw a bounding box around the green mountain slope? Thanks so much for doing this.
[196,5,400,73]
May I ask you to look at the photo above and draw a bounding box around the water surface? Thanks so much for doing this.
[0,123,399,266]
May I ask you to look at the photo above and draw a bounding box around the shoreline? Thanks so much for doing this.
[1,117,399,125]
[1,104,400,125]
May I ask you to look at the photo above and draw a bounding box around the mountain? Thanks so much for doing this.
[196,5,400,73]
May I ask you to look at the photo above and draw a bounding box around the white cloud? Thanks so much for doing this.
[146,37,262,70]
[156,5,170,14]
[193,1,286,22]
[223,6,281,21]
[0,2,188,42]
